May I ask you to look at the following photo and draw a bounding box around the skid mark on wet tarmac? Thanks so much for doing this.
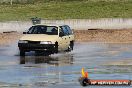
[0,43,132,87]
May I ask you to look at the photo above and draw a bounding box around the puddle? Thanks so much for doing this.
[0,42,131,88]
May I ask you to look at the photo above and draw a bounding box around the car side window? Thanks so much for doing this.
[60,26,69,36]
[65,25,73,35]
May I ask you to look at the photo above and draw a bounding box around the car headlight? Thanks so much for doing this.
[40,41,52,44]
[18,40,28,43]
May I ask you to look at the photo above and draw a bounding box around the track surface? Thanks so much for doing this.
[0,42,132,88]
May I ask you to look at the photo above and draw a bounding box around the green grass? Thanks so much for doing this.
[0,0,132,21]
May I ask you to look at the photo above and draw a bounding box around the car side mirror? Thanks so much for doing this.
[59,32,64,37]
[23,32,27,34]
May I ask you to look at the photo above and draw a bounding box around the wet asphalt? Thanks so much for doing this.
[0,42,132,88]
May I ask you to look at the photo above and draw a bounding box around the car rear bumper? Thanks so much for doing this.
[18,43,57,52]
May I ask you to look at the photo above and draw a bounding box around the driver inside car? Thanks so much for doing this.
[51,28,58,35]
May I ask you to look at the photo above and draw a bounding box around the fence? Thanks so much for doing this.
[1,18,132,32]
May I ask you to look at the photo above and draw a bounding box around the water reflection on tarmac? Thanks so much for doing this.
[0,42,132,88]
[20,55,74,66]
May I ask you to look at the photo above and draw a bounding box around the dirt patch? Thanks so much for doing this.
[104,59,132,65]
[0,32,22,46]
[74,29,132,43]
[1,29,132,46]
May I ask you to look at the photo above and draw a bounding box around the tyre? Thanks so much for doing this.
[54,42,58,53]
[67,42,74,52]
[70,41,74,50]
[35,51,42,55]
[35,51,51,56]
[43,51,51,56]
[20,50,25,56]
[67,45,72,52]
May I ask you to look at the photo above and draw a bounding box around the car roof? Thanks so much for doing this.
[34,24,67,27]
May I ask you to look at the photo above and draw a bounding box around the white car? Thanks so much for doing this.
[18,24,74,56]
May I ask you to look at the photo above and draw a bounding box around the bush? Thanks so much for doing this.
[0,0,34,4]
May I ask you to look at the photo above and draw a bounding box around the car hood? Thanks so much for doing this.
[20,34,59,42]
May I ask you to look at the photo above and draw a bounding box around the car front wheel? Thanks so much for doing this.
[54,42,58,53]
[20,50,25,56]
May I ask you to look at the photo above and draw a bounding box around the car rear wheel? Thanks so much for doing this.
[70,41,74,50]
[67,42,74,52]
[67,45,72,52]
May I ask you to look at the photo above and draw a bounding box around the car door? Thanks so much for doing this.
[58,26,69,51]
[64,25,74,42]
[58,28,64,51]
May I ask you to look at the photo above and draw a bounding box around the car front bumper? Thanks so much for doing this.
[18,43,57,52]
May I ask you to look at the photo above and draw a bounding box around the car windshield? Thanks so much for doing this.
[27,25,58,35]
